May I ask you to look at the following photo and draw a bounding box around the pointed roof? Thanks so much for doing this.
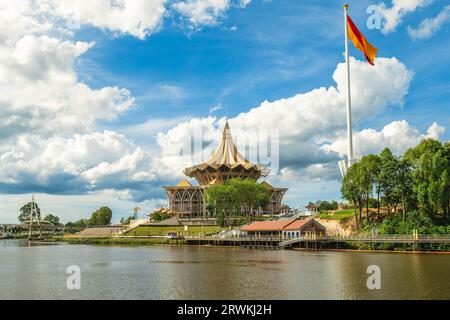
[176,179,193,187]
[208,120,252,167]
[184,121,269,175]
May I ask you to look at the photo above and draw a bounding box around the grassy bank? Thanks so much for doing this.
[126,225,223,237]
[57,236,185,246]
[318,210,354,221]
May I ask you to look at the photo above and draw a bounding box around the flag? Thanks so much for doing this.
[347,15,378,65]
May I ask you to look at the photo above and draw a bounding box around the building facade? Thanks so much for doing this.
[241,219,326,240]
[164,121,288,218]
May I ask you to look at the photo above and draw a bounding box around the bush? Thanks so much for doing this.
[375,210,448,235]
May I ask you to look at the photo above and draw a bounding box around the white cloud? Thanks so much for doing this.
[407,5,450,40]
[39,0,168,39]
[0,34,133,138]
[239,0,252,8]
[154,57,415,182]
[0,0,255,205]
[209,103,223,113]
[380,0,433,34]
[0,131,158,199]
[172,0,230,27]
[322,120,445,157]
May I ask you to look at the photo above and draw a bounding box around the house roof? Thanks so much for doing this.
[241,218,325,232]
[306,203,317,209]
[241,220,292,232]
[282,219,310,230]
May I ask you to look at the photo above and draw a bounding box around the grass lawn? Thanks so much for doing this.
[126,225,223,237]
[318,209,355,221]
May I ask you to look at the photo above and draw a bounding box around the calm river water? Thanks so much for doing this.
[0,240,449,300]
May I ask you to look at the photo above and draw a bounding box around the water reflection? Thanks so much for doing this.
[0,240,449,300]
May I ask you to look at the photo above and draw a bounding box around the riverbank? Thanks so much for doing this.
[56,236,185,246]
[50,236,450,253]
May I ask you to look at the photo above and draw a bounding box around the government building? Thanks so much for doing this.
[164,121,288,218]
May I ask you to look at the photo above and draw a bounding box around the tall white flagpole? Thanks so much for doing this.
[344,4,354,168]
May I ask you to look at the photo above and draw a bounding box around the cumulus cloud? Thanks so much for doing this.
[0,131,164,201]
[322,120,445,157]
[0,34,133,138]
[0,1,444,207]
[154,57,416,183]
[172,0,251,28]
[380,0,433,34]
[0,0,256,204]
[407,5,450,40]
[172,0,230,27]
[39,0,168,39]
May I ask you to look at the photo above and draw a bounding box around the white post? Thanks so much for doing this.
[344,4,354,167]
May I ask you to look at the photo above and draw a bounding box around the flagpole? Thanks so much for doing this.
[344,4,353,168]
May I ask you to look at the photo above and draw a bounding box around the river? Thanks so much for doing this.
[0,240,449,300]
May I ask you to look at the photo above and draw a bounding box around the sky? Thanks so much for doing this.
[0,0,449,223]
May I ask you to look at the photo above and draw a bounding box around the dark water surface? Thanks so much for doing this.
[0,240,449,299]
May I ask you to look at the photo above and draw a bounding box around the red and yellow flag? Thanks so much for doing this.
[347,15,378,65]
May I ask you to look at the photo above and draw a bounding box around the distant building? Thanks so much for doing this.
[305,202,318,215]
[241,218,326,240]
[164,121,288,218]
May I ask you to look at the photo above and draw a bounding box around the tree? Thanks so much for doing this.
[205,179,270,226]
[341,162,365,228]
[206,184,234,227]
[66,219,89,228]
[18,202,41,223]
[378,148,401,215]
[226,179,270,218]
[90,206,112,226]
[359,154,381,223]
[120,216,134,225]
[394,159,414,220]
[404,139,450,217]
[43,214,60,225]
[316,200,339,211]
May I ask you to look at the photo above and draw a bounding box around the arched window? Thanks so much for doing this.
[182,191,191,212]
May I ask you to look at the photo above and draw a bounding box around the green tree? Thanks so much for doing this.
[18,202,41,223]
[404,139,449,217]
[379,148,401,215]
[316,200,339,211]
[90,206,112,226]
[226,178,270,218]
[205,179,270,226]
[43,214,60,225]
[394,159,414,220]
[120,216,134,225]
[206,184,234,227]
[341,162,365,228]
[359,154,381,223]
[66,219,89,228]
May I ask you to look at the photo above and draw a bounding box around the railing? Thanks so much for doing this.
[187,235,283,241]
[334,234,450,241]
[279,234,450,247]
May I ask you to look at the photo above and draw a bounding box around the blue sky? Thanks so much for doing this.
[0,0,448,223]
[78,0,449,134]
